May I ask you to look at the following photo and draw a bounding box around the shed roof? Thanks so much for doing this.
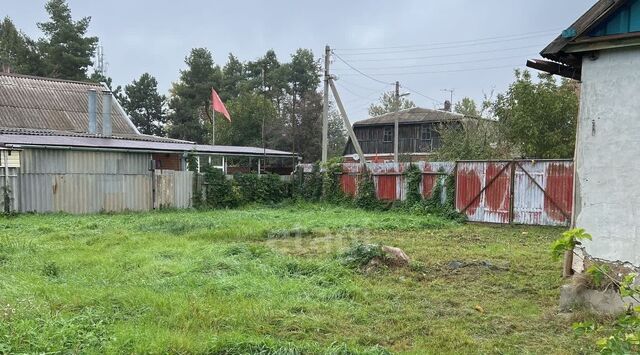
[0,73,139,136]
[353,107,465,127]
[0,132,296,158]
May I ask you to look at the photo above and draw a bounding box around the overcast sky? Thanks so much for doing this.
[6,0,594,121]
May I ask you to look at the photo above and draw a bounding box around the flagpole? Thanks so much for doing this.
[211,109,215,146]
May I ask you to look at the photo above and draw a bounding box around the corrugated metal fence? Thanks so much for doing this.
[456,160,573,226]
[300,160,574,226]
[12,149,192,214]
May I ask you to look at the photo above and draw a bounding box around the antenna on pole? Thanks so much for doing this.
[96,45,105,76]
[441,88,455,104]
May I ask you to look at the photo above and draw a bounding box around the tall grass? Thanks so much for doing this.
[0,204,596,353]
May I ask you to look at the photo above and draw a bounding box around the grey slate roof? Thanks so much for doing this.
[353,107,465,127]
[0,73,140,136]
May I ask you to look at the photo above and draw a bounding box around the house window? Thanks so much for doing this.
[421,124,432,141]
[383,127,393,142]
[420,124,433,151]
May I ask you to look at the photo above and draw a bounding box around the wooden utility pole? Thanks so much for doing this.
[394,81,400,162]
[322,45,330,164]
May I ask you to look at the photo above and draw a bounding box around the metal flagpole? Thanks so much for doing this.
[211,109,216,145]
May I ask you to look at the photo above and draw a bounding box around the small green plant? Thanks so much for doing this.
[551,228,592,261]
[586,264,612,289]
[42,261,60,278]
[562,231,640,354]
[341,243,384,268]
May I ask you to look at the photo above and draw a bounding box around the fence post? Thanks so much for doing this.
[509,160,516,224]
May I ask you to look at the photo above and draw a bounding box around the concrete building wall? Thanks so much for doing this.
[575,47,640,267]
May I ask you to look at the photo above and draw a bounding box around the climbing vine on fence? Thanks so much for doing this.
[355,168,382,210]
[322,158,346,203]
[405,163,422,207]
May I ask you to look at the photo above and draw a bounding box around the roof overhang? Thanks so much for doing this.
[0,134,298,158]
[525,59,582,80]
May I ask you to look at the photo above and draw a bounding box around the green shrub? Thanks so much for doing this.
[234,173,290,205]
[202,165,239,208]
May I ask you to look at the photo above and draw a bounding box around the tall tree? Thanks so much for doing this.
[37,0,98,80]
[494,70,578,159]
[327,107,347,159]
[220,54,246,101]
[454,97,479,117]
[0,17,45,75]
[167,48,222,143]
[286,49,321,159]
[122,73,167,136]
[368,91,416,117]
[216,92,277,148]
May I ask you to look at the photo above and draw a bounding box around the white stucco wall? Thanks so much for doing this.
[575,47,640,267]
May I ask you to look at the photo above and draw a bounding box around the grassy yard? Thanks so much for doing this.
[0,204,596,354]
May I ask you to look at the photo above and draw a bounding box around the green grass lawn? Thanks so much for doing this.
[0,204,596,354]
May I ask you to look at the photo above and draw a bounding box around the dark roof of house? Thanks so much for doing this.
[540,0,629,64]
[0,132,297,157]
[353,107,465,127]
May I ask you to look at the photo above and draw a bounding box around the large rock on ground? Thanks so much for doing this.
[381,246,410,267]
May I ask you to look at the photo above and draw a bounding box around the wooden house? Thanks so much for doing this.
[343,107,473,162]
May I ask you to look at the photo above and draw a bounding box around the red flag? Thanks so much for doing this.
[211,88,231,122]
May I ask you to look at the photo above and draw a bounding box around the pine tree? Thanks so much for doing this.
[0,17,45,75]
[37,0,98,80]
[122,73,167,136]
[167,48,222,143]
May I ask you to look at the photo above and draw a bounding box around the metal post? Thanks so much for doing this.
[329,79,365,163]
[101,91,112,137]
[258,159,261,176]
[211,110,215,146]
[394,81,400,162]
[88,90,97,134]
[322,45,330,164]
[2,150,9,214]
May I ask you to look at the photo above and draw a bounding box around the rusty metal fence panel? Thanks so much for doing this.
[456,160,573,226]
[513,160,573,226]
[456,161,512,224]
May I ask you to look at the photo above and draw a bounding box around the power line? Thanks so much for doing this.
[332,52,393,85]
[332,53,537,71]
[336,63,526,77]
[400,84,442,105]
[334,32,558,56]
[334,44,544,63]
[332,52,443,105]
[334,28,562,51]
